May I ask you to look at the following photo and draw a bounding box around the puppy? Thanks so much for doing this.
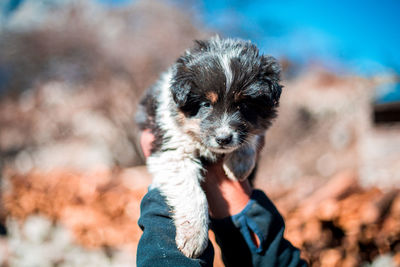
[136,36,282,258]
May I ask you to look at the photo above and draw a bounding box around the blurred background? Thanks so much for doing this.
[0,0,399,266]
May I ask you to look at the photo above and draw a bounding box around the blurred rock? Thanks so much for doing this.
[277,171,400,266]
[0,0,209,172]
[257,69,400,198]
[2,166,150,266]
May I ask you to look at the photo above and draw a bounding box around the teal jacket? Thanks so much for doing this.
[137,189,307,267]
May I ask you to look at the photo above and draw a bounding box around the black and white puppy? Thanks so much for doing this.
[136,36,282,258]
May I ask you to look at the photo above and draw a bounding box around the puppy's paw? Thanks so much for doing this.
[175,220,208,258]
[223,161,254,181]
[223,162,240,181]
[223,146,256,181]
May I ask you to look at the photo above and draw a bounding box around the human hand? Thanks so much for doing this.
[202,160,252,219]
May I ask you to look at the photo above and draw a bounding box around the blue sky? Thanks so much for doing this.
[174,0,400,102]
[196,0,400,75]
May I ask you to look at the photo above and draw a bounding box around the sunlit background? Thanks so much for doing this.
[0,0,399,266]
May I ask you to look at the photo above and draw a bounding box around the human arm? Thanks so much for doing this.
[137,130,307,267]
[203,161,307,267]
[137,187,214,267]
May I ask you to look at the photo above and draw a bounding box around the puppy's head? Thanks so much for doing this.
[171,37,282,153]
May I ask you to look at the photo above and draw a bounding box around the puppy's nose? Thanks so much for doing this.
[215,134,233,146]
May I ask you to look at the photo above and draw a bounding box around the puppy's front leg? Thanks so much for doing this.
[147,154,209,258]
[223,142,257,181]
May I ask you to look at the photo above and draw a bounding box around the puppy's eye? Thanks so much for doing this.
[237,102,247,110]
[201,102,211,108]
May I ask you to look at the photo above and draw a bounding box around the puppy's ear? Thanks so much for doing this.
[260,55,282,106]
[171,63,193,107]
[171,39,210,104]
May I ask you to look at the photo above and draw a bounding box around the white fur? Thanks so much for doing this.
[146,70,214,257]
[210,36,249,93]
[220,55,233,91]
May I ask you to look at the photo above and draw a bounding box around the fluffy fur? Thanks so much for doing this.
[136,36,282,258]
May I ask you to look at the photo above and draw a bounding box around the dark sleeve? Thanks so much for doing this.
[137,188,214,267]
[210,189,308,267]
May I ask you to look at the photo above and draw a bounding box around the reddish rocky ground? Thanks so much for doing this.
[2,167,399,267]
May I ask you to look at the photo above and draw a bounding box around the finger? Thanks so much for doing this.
[140,129,155,158]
